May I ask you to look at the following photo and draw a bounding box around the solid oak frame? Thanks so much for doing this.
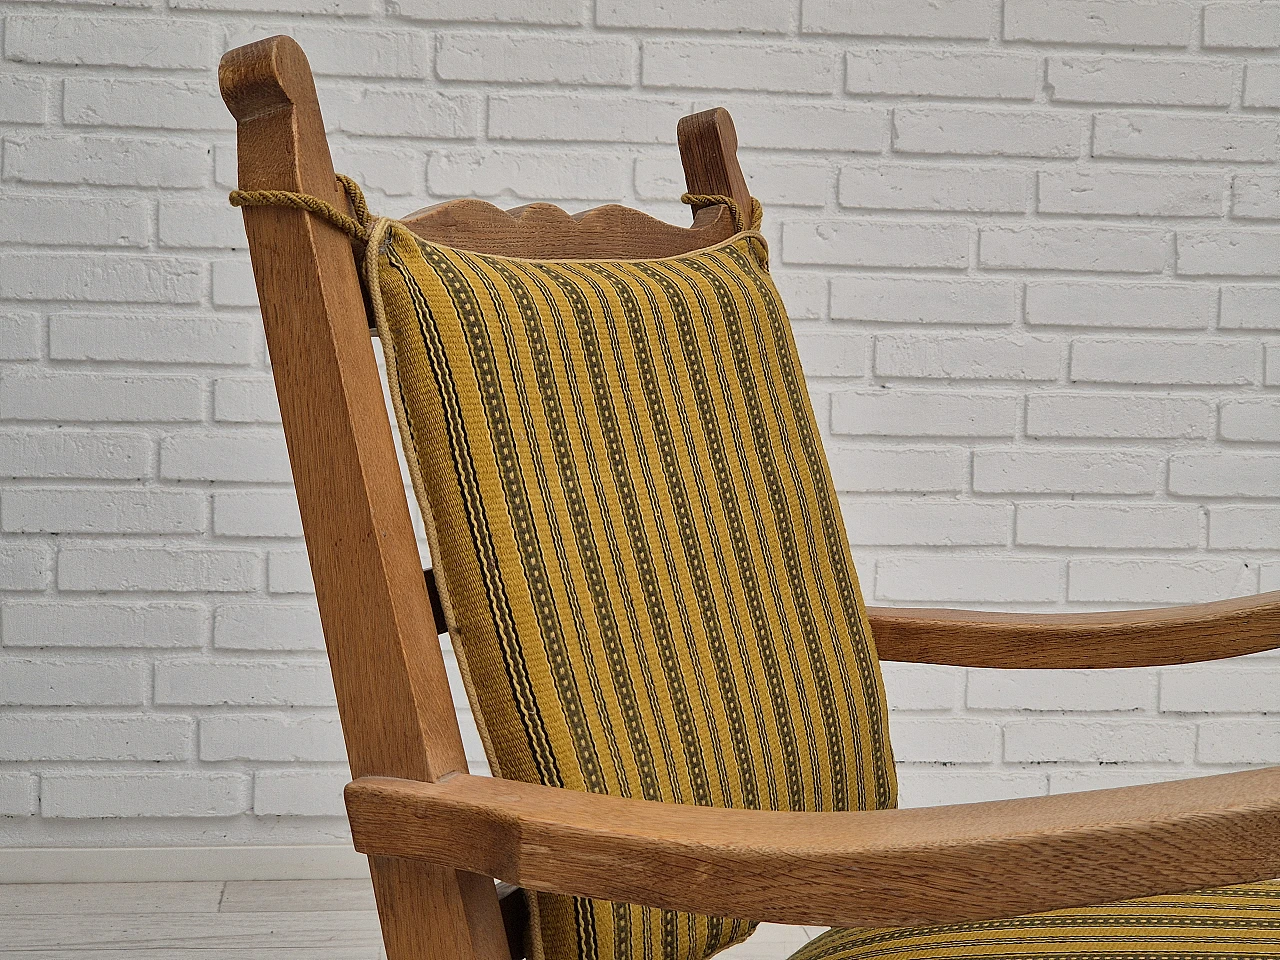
[220,35,1280,960]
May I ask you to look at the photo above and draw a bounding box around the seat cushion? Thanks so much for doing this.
[789,881,1280,960]
[372,219,897,960]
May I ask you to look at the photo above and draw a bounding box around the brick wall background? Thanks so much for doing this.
[1,0,1279,861]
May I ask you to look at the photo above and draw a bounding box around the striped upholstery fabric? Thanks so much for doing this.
[372,218,896,960]
[789,881,1280,960]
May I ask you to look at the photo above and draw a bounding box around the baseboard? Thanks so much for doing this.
[0,844,369,883]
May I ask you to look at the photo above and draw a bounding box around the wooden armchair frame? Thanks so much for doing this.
[220,36,1280,960]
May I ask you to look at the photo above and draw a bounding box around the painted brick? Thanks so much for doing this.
[0,313,42,360]
[1231,174,1280,220]
[1048,57,1233,106]
[161,431,292,483]
[49,315,256,366]
[981,225,1166,273]
[390,0,579,24]
[441,34,632,86]
[0,77,46,125]
[1004,0,1195,46]
[431,149,630,201]
[1243,63,1280,108]
[637,156,830,208]
[1037,170,1222,218]
[830,277,1019,325]
[5,17,212,69]
[155,660,336,706]
[874,334,1063,380]
[323,87,479,139]
[1004,719,1193,763]
[783,221,969,268]
[1025,281,1215,329]
[1203,3,1280,48]
[2,135,210,188]
[802,0,994,39]
[57,546,262,593]
[1070,339,1257,385]
[1049,769,1186,793]
[896,770,1047,808]
[0,195,151,247]
[889,719,1001,763]
[0,716,191,762]
[842,499,1011,546]
[832,390,1018,437]
[213,491,304,539]
[828,447,969,493]
[213,378,282,424]
[2,490,206,535]
[1220,286,1280,329]
[771,273,828,319]
[1016,503,1201,549]
[1068,559,1254,604]
[171,0,373,13]
[200,715,344,761]
[225,26,429,78]
[328,145,422,196]
[42,773,249,818]
[1,601,208,649]
[974,450,1161,494]
[1162,667,1280,714]
[0,373,205,422]
[792,333,868,378]
[1198,722,1280,764]
[698,100,888,153]
[839,164,1026,214]
[875,557,1062,603]
[1094,113,1279,163]
[0,775,37,817]
[893,107,1082,158]
[1026,393,1213,439]
[0,254,203,304]
[1171,453,1280,498]
[64,79,226,131]
[881,662,963,711]
[1210,506,1280,550]
[1220,399,1280,443]
[158,200,251,249]
[211,260,257,308]
[0,545,54,592]
[968,669,1156,712]
[645,41,835,94]
[268,549,316,595]
[0,658,147,706]
[847,50,1037,100]
[1270,345,1280,387]
[214,603,323,651]
[599,0,788,32]
[1178,231,1280,278]
[253,769,349,816]
[489,93,686,144]
[0,430,152,479]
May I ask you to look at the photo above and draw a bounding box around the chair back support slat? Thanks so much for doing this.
[220,34,752,960]
[219,35,512,960]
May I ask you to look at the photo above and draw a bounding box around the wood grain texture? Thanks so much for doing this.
[869,590,1280,668]
[219,35,509,960]
[678,108,753,220]
[346,768,1280,930]
[399,198,737,259]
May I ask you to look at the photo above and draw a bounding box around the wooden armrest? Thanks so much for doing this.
[868,590,1280,668]
[346,768,1280,929]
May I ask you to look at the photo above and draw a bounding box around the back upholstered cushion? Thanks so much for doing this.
[374,217,897,960]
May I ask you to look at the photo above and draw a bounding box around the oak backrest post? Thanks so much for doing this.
[677,107,752,222]
[218,36,509,960]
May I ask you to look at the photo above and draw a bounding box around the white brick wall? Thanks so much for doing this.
[1,0,1278,883]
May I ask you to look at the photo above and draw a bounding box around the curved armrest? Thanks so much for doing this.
[868,590,1280,668]
[346,767,1280,928]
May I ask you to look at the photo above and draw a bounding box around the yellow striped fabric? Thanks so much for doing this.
[373,219,896,960]
[789,881,1280,960]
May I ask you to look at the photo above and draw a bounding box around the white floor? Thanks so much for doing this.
[0,880,823,959]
